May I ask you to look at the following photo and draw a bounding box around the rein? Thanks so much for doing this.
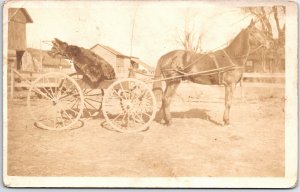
[129,69,154,77]
[148,65,243,84]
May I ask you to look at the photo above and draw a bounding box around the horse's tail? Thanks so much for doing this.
[152,58,164,105]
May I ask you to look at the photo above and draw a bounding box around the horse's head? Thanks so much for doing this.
[50,38,69,57]
[246,19,273,50]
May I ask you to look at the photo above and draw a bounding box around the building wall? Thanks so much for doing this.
[115,57,131,78]
[123,58,131,72]
[116,57,124,73]
[21,51,40,72]
[8,9,27,50]
[91,45,117,69]
[91,45,133,78]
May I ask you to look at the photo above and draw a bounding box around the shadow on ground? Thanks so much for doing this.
[156,108,222,126]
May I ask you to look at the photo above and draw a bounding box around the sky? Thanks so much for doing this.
[21,1,255,66]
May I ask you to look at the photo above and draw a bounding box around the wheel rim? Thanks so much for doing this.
[27,72,84,130]
[81,89,104,117]
[102,78,157,133]
[69,73,104,117]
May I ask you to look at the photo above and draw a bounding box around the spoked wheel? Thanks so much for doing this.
[102,78,157,133]
[27,72,84,130]
[81,89,104,117]
[69,73,104,117]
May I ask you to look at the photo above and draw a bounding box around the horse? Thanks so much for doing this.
[152,19,271,126]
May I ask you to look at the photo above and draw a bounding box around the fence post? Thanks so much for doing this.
[10,61,14,100]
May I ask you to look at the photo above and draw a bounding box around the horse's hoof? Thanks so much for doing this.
[163,121,172,127]
[223,118,229,124]
[154,113,163,122]
[223,122,232,127]
[154,117,163,124]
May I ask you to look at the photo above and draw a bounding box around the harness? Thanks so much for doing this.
[165,50,243,85]
[135,45,260,85]
[208,53,223,84]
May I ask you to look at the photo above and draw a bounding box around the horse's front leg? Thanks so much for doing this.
[223,83,236,125]
[162,81,180,126]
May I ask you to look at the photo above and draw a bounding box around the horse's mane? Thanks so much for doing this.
[224,28,250,58]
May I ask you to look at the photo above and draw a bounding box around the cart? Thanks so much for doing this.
[27,72,157,133]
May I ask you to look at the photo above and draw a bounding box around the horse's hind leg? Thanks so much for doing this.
[162,80,180,126]
[223,83,236,125]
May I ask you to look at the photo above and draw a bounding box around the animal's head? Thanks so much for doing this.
[50,38,69,57]
[246,19,273,49]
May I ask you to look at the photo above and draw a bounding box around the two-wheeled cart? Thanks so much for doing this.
[27,72,157,133]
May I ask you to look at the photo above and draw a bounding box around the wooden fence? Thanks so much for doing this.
[240,72,285,102]
[242,73,285,88]
[175,72,285,102]
[9,69,63,99]
[9,70,285,100]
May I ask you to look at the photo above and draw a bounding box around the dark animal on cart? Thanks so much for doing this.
[153,19,272,126]
[50,38,116,88]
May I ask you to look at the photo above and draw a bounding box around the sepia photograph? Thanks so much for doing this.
[2,0,298,188]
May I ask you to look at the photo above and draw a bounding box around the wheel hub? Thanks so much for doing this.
[52,98,58,105]
[124,100,132,109]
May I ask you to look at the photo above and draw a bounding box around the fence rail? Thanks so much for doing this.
[241,73,284,89]
[10,70,61,99]
[240,72,284,102]
[243,73,285,78]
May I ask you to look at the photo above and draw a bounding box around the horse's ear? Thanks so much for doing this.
[54,38,62,43]
[54,38,68,46]
[249,19,255,27]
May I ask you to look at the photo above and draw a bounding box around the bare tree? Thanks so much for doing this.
[242,6,285,38]
[177,29,204,53]
[242,6,285,72]
[176,9,204,53]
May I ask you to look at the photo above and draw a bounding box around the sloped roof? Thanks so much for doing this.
[9,8,33,23]
[130,57,154,72]
[90,44,154,71]
[26,48,71,68]
[90,44,130,58]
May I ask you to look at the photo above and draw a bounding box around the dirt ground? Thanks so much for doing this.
[6,88,285,177]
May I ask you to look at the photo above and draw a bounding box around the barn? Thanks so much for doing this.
[8,8,33,71]
[90,44,132,78]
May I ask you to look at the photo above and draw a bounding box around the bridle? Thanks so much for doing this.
[248,25,271,49]
[224,26,270,59]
